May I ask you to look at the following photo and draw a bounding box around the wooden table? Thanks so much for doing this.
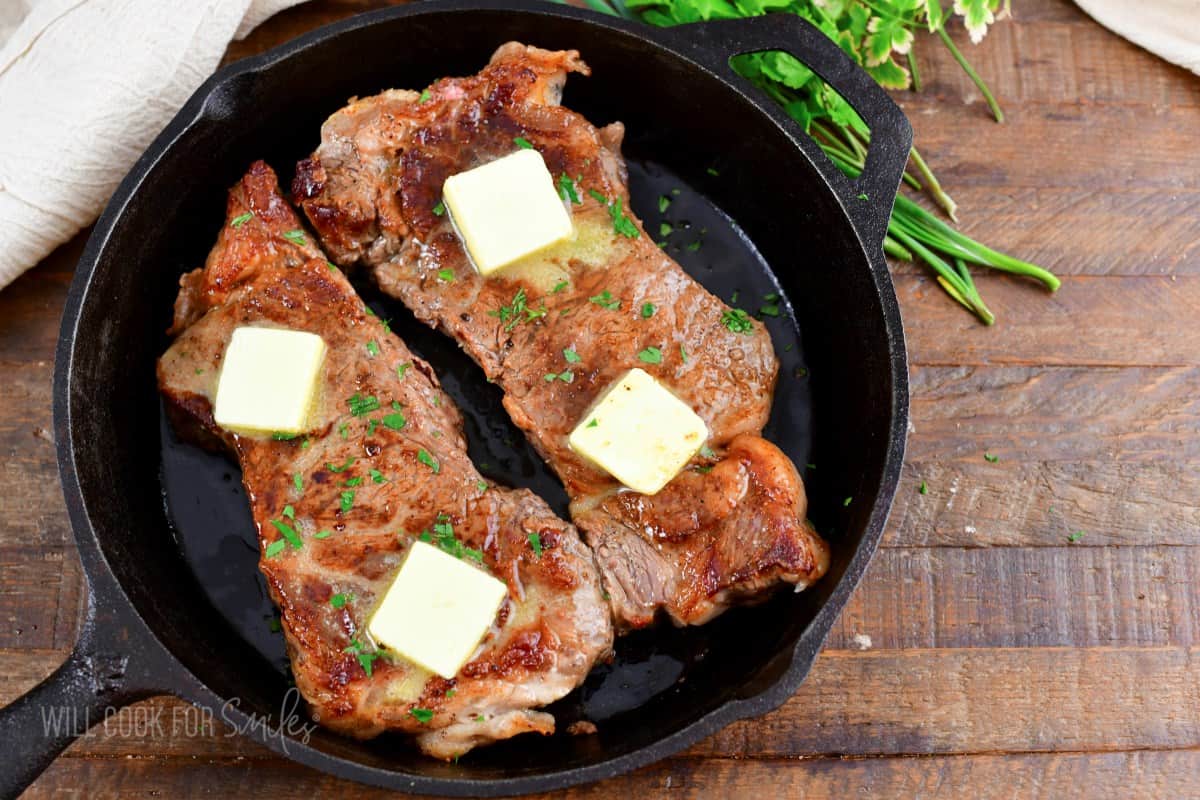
[4,1,1198,796]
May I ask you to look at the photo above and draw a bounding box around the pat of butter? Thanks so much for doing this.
[368,541,507,680]
[214,327,326,436]
[568,367,708,495]
[442,149,573,275]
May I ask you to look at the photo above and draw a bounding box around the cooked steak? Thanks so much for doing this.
[294,44,830,629]
[157,161,612,758]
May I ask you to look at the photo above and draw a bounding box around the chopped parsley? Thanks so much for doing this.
[330,593,352,609]
[382,411,407,431]
[342,476,363,488]
[759,304,781,318]
[420,515,484,562]
[409,708,434,724]
[366,340,380,357]
[699,445,716,459]
[547,370,574,383]
[857,192,869,201]
[641,302,656,318]
[607,197,639,238]
[489,287,545,331]
[659,222,673,238]
[586,418,599,428]
[339,490,355,513]
[327,457,356,473]
[552,279,570,293]
[475,714,486,723]
[194,368,204,375]
[313,530,332,540]
[843,496,853,507]
[984,452,999,463]
[419,88,431,103]
[432,200,446,217]
[347,394,380,416]
[265,540,286,558]
[528,532,543,558]
[686,240,702,252]
[513,136,534,150]
[680,344,688,363]
[557,174,581,204]
[1068,531,1085,543]
[587,188,606,204]
[338,422,349,440]
[658,195,671,213]
[446,688,456,698]
[293,473,303,491]
[230,212,253,228]
[343,638,380,677]
[272,431,299,441]
[370,469,388,484]
[327,261,338,271]
[282,229,307,246]
[476,480,488,492]
[588,289,620,310]
[637,346,663,364]
[418,449,440,473]
[918,481,928,494]
[437,268,455,282]
[367,419,378,436]
[721,309,754,334]
[706,166,720,176]
[283,504,295,520]
[271,519,303,549]
[397,362,411,379]
[563,348,581,363]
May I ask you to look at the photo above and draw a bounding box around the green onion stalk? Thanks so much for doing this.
[549,0,1059,324]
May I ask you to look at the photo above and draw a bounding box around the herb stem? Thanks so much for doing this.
[937,26,1004,123]
[907,50,922,92]
[908,146,958,221]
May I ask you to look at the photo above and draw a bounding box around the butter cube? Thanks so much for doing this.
[443,148,573,275]
[568,368,708,495]
[214,326,326,436]
[368,541,507,679]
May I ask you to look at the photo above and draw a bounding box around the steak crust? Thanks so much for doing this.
[295,44,830,628]
[158,161,612,757]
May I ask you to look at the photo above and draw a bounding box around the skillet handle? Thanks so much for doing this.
[0,593,157,798]
[662,14,913,252]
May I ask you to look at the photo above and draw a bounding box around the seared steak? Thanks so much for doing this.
[157,161,612,758]
[294,44,830,628]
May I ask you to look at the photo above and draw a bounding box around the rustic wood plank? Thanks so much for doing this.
[23,748,1200,800]
[0,550,79,651]
[828,547,1200,650]
[7,645,1198,761]
[889,460,1200,547]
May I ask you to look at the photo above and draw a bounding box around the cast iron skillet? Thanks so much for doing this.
[0,1,910,795]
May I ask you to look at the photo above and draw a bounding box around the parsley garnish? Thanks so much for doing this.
[919,481,928,494]
[721,309,754,334]
[476,480,488,492]
[230,212,253,228]
[370,469,388,484]
[587,188,606,204]
[338,423,349,440]
[347,394,380,416]
[418,449,440,473]
[419,88,431,103]
[552,279,569,293]
[658,195,671,213]
[282,229,307,246]
[843,496,853,507]
[1068,531,1085,543]
[293,473,303,491]
[367,418,378,435]
[283,504,295,520]
[366,340,380,357]
[422,515,484,562]
[265,540,286,558]
[607,197,639,238]
[557,175,581,204]
[659,222,673,238]
[759,304,781,317]
[475,714,486,723]
[637,346,663,364]
[409,708,434,724]
[706,166,720,177]
[272,431,299,441]
[342,476,363,488]
[641,302,656,318]
[343,638,380,677]
[330,593,351,609]
[686,240,702,252]
[513,136,534,150]
[432,200,446,217]
[984,452,999,463]
[544,370,574,383]
[313,530,332,540]
[437,268,455,282]
[489,287,545,331]
[563,348,581,363]
[680,344,688,363]
[586,418,599,428]
[340,490,355,513]
[327,457,356,473]
[271,519,303,549]
[382,410,406,431]
[699,445,716,459]
[528,532,543,558]
[589,290,620,310]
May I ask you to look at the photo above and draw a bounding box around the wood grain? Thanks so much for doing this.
[2,0,1198,797]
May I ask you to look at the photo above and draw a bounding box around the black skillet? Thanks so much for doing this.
[0,1,910,795]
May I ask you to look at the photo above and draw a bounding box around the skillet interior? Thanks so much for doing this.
[64,5,900,786]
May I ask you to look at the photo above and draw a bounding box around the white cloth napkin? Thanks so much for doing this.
[1076,0,1200,76]
[0,0,305,291]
